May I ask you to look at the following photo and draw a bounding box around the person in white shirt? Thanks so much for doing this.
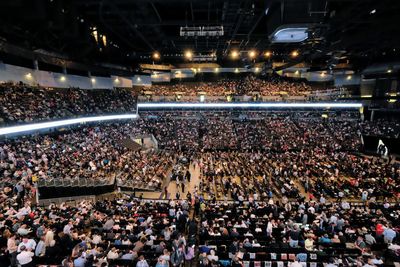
[107,247,119,259]
[17,225,32,236]
[7,234,18,266]
[136,255,149,267]
[16,246,34,267]
[63,220,74,235]
[17,237,36,253]
[91,234,102,245]
[207,250,219,262]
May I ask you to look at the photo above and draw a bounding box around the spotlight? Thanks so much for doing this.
[387,68,393,73]
[91,78,96,83]
[264,51,272,58]
[230,50,239,59]
[248,50,257,59]
[25,73,32,79]
[60,76,66,82]
[114,78,120,83]
[184,50,193,60]
[254,67,260,73]
[153,52,160,60]
[291,50,299,58]
[346,75,352,80]
[234,68,239,73]
[320,72,326,77]
[214,68,219,73]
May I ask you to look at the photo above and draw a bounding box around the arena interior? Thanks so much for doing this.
[1,0,400,266]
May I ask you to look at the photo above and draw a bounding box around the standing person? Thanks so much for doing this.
[361,190,368,203]
[186,192,192,202]
[176,179,181,192]
[184,244,195,267]
[171,245,185,267]
[185,170,191,183]
[176,191,180,200]
[7,233,18,267]
[164,186,168,199]
[181,182,185,194]
[337,191,344,203]
[319,195,326,205]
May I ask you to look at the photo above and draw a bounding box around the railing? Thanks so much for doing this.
[37,174,115,187]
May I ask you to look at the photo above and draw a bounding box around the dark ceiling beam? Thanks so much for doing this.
[207,0,211,21]
[87,18,233,26]
[224,0,248,54]
[104,0,156,51]
[150,2,162,22]
[246,11,265,41]
[76,0,218,6]
[190,2,195,21]
[98,1,142,51]
[221,1,228,21]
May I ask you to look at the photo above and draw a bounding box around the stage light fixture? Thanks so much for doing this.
[248,50,257,59]
[291,50,299,58]
[153,52,160,60]
[264,51,272,58]
[184,50,193,60]
[230,50,239,59]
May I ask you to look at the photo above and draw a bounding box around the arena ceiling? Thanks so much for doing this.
[0,0,400,71]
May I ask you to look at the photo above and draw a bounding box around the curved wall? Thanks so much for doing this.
[0,62,132,88]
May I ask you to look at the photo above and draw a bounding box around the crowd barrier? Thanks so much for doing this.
[38,184,115,199]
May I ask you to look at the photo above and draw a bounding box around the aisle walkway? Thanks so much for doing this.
[166,162,201,199]
[139,162,201,200]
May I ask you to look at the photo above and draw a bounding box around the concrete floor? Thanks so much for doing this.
[137,162,201,200]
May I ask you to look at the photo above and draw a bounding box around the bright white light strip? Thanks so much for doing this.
[138,102,362,109]
[0,114,138,136]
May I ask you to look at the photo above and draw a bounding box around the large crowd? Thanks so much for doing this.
[0,123,174,195]
[0,83,137,125]
[1,110,399,199]
[0,194,198,267]
[199,199,400,267]
[1,96,400,266]
[140,76,312,97]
